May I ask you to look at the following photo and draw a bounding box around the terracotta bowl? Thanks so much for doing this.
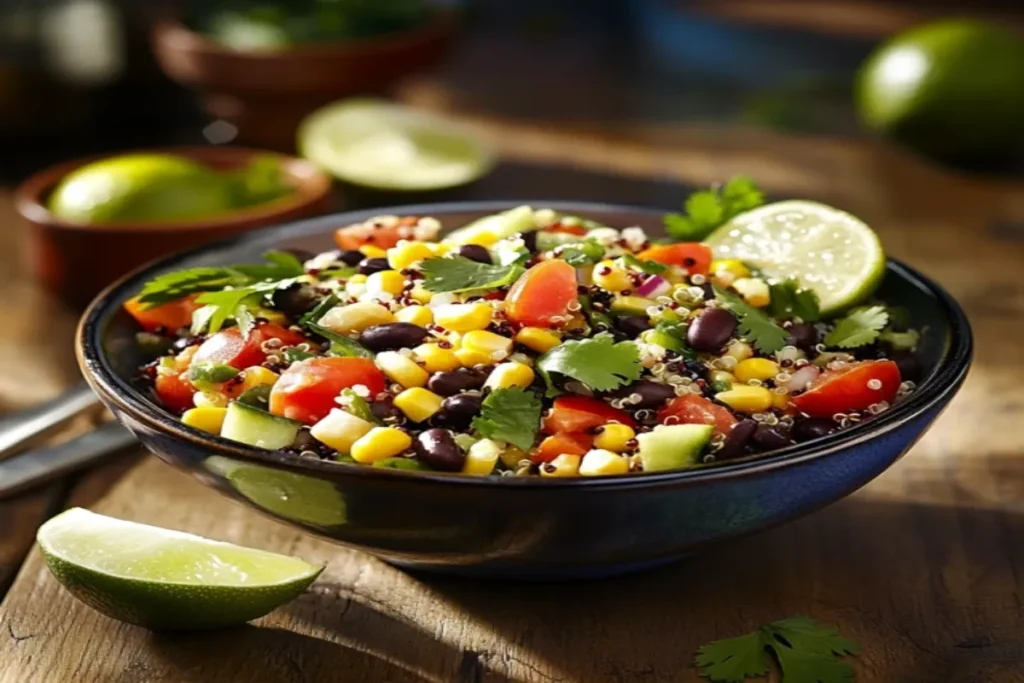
[16,146,333,308]
[151,13,457,149]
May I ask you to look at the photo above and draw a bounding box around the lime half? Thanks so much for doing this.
[705,200,886,314]
[298,99,495,191]
[37,508,322,630]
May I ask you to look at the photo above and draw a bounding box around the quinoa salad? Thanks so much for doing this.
[127,184,921,477]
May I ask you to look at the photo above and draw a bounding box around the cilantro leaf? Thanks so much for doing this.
[558,238,605,266]
[768,618,859,658]
[771,649,855,683]
[695,630,770,682]
[664,176,765,241]
[232,250,306,279]
[471,388,541,451]
[306,322,374,359]
[619,253,667,274]
[823,306,888,349]
[339,388,381,425]
[192,279,297,337]
[299,293,340,327]
[537,335,642,396]
[715,287,788,354]
[768,280,821,322]
[420,256,522,293]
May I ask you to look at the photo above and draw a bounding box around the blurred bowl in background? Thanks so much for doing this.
[150,11,457,150]
[17,146,333,308]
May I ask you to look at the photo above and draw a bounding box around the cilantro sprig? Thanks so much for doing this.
[695,617,859,683]
[714,286,788,354]
[664,176,765,241]
[557,238,605,266]
[471,388,541,451]
[420,256,523,293]
[823,306,888,349]
[137,250,305,307]
[768,279,821,322]
[537,334,642,396]
[619,253,667,274]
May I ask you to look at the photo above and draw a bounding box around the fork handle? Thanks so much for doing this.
[0,384,103,460]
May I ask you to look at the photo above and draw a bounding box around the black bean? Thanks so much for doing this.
[792,418,836,442]
[889,350,922,382]
[428,369,488,397]
[370,398,401,422]
[358,323,429,352]
[786,322,819,351]
[414,429,465,472]
[434,393,483,430]
[752,424,793,451]
[607,380,676,410]
[521,231,538,252]
[699,282,715,300]
[716,419,757,460]
[614,315,652,338]
[271,283,320,316]
[339,249,365,266]
[358,257,390,275]
[686,307,737,352]
[457,244,492,264]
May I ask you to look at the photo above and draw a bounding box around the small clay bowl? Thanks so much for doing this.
[16,146,333,308]
[151,12,457,149]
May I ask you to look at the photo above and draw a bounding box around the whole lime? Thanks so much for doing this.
[49,154,235,224]
[856,20,1024,161]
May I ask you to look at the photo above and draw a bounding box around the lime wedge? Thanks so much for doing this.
[705,200,886,314]
[37,508,322,630]
[298,98,495,191]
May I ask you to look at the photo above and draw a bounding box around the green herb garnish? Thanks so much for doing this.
[768,279,821,322]
[537,334,642,396]
[619,253,667,274]
[879,328,919,351]
[823,306,888,349]
[664,176,765,241]
[715,286,788,354]
[191,278,300,338]
[306,323,374,359]
[471,388,542,451]
[420,256,523,293]
[339,388,381,425]
[299,293,340,327]
[557,238,605,266]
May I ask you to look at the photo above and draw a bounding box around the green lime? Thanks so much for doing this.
[49,154,235,224]
[856,20,1024,160]
[37,508,322,630]
[705,200,886,314]
[298,98,495,191]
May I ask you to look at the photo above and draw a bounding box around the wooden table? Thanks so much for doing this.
[3,7,1024,681]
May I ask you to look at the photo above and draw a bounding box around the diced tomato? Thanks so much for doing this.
[791,360,901,418]
[532,432,593,464]
[548,222,588,236]
[334,216,418,251]
[269,357,387,424]
[124,296,199,333]
[543,395,635,434]
[505,260,578,328]
[155,372,197,413]
[637,243,713,275]
[658,394,738,437]
[191,323,306,370]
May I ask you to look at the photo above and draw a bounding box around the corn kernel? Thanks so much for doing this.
[318,302,395,334]
[375,351,429,388]
[350,427,413,464]
[579,449,630,476]
[347,273,368,284]
[593,423,635,452]
[240,366,279,392]
[409,284,433,304]
[462,330,513,359]
[515,327,561,353]
[540,453,582,477]
[387,242,435,270]
[393,387,445,423]
[413,343,461,373]
[359,245,387,258]
[484,362,535,390]
[734,358,781,384]
[462,230,498,247]
[455,348,493,367]
[424,242,450,256]
[499,445,527,469]
[463,439,501,475]
[593,260,632,292]
[710,259,750,279]
[193,391,227,408]
[433,303,493,332]
[310,408,374,453]
[732,278,771,308]
[715,385,773,414]
[772,390,791,411]
[724,340,754,362]
[366,270,406,297]
[182,407,227,434]
[396,305,433,326]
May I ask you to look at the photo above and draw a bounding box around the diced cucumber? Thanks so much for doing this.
[444,205,537,245]
[636,424,713,472]
[535,231,584,252]
[220,402,300,450]
[186,362,239,391]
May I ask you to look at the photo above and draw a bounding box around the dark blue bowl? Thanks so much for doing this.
[77,202,972,579]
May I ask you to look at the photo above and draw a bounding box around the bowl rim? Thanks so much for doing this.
[15,146,334,233]
[77,200,973,490]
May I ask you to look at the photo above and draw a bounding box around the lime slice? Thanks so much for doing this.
[37,508,322,630]
[705,200,886,314]
[298,98,495,191]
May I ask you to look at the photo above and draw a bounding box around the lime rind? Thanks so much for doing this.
[705,200,886,314]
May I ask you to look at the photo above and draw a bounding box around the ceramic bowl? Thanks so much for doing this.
[77,202,972,579]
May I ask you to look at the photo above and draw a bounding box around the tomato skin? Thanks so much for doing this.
[192,323,306,370]
[124,296,199,332]
[543,395,635,434]
[532,432,593,463]
[658,394,738,436]
[155,373,197,413]
[791,360,901,418]
[637,243,713,274]
[334,217,418,251]
[505,260,579,328]
[269,357,387,424]
[548,222,588,236]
